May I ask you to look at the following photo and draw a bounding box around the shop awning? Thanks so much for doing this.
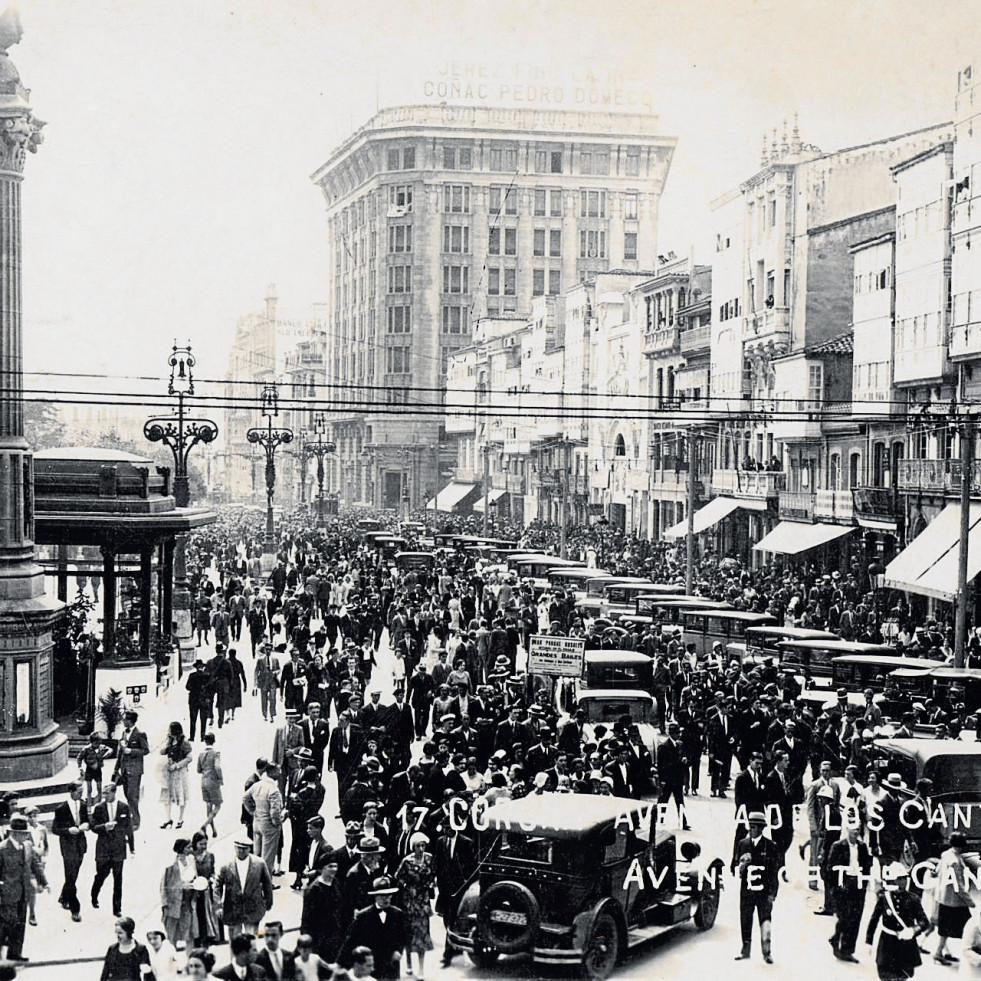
[884,504,981,601]
[472,487,507,513]
[752,520,853,555]
[426,481,477,512]
[663,496,742,541]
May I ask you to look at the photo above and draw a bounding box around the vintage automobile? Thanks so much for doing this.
[449,793,723,980]
[871,738,981,849]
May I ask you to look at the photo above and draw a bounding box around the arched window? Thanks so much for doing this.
[849,452,861,489]
[614,434,626,457]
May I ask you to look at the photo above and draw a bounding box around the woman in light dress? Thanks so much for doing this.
[196,732,223,838]
[160,721,193,829]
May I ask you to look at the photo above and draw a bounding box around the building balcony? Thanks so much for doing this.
[643,326,680,356]
[504,473,526,495]
[949,320,981,362]
[650,468,704,499]
[680,325,711,355]
[897,458,963,495]
[573,473,589,496]
[771,401,852,442]
[852,486,899,523]
[815,488,854,523]
[742,306,791,353]
[711,468,786,500]
[778,490,815,521]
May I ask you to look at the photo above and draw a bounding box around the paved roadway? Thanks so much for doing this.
[22,627,962,981]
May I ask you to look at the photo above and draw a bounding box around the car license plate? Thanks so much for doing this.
[490,909,527,926]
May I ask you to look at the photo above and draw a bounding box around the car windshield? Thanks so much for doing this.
[924,756,981,797]
[583,698,652,724]
[585,662,653,688]
[500,834,554,865]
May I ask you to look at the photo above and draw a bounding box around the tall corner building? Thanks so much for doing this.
[310,104,676,510]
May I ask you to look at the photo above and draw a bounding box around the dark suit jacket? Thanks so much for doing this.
[90,799,133,863]
[0,837,43,904]
[51,799,89,859]
[434,832,476,917]
[212,965,269,980]
[254,947,296,981]
[604,761,636,798]
[340,904,410,978]
[826,837,872,891]
[301,877,346,960]
[114,727,150,778]
[655,737,686,787]
[214,855,274,925]
[733,767,768,813]
[327,725,363,774]
[733,832,782,893]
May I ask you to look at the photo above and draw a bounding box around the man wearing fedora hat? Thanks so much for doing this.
[342,836,387,926]
[339,875,409,980]
[733,811,783,964]
[0,814,46,962]
[254,644,283,722]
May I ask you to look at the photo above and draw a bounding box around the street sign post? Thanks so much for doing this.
[527,634,586,677]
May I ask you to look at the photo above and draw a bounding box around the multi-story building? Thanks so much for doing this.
[309,104,676,510]
[703,120,952,563]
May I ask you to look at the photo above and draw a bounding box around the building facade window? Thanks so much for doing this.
[580,189,607,218]
[387,265,412,293]
[534,189,547,216]
[549,229,561,257]
[579,229,607,259]
[442,305,466,333]
[624,232,637,260]
[550,189,563,216]
[533,229,546,257]
[444,185,471,213]
[504,228,517,255]
[533,269,545,296]
[389,184,413,212]
[549,269,561,295]
[387,305,411,333]
[386,346,411,374]
[488,227,500,255]
[442,145,473,170]
[388,225,412,253]
[489,185,517,216]
[442,225,470,254]
[386,147,415,170]
[442,264,470,293]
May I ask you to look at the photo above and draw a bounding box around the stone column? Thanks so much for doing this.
[0,8,67,779]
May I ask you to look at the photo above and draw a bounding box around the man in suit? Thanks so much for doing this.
[603,743,636,799]
[302,815,332,886]
[763,751,795,859]
[706,703,736,797]
[656,721,689,828]
[254,920,295,980]
[341,837,386,928]
[333,822,364,881]
[113,710,149,831]
[826,824,873,963]
[557,707,587,756]
[733,752,769,865]
[241,757,267,841]
[805,760,842,903]
[733,811,784,964]
[328,710,363,800]
[524,729,557,778]
[339,875,410,980]
[769,720,808,795]
[626,725,654,798]
[242,763,284,877]
[271,710,305,797]
[494,705,532,755]
[213,932,269,980]
[255,644,283,722]
[90,782,133,917]
[186,658,213,741]
[301,702,331,773]
[51,781,89,922]
[0,815,46,962]
[434,826,476,968]
[214,839,275,939]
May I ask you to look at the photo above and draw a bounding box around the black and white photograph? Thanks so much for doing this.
[3,1,981,979]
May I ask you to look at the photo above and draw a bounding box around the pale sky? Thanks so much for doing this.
[12,0,981,389]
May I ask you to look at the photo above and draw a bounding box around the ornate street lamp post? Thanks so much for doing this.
[144,343,218,652]
[247,384,293,569]
[304,412,336,525]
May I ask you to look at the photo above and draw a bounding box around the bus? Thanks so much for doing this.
[737,626,840,666]
[508,554,580,579]
[926,666,981,713]
[394,551,436,574]
[595,582,686,621]
[578,577,657,617]
[546,567,611,592]
[622,597,732,636]
[681,610,779,657]
[831,654,940,693]
[357,518,383,536]
[777,639,894,685]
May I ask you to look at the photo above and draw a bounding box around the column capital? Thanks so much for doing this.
[0,8,43,175]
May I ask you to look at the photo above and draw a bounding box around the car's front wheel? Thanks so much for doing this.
[580,911,619,981]
[469,944,500,968]
[694,878,721,930]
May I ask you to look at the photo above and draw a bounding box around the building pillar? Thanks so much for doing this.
[56,543,68,602]
[101,545,116,659]
[139,547,152,659]
[161,537,174,638]
[0,13,67,780]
